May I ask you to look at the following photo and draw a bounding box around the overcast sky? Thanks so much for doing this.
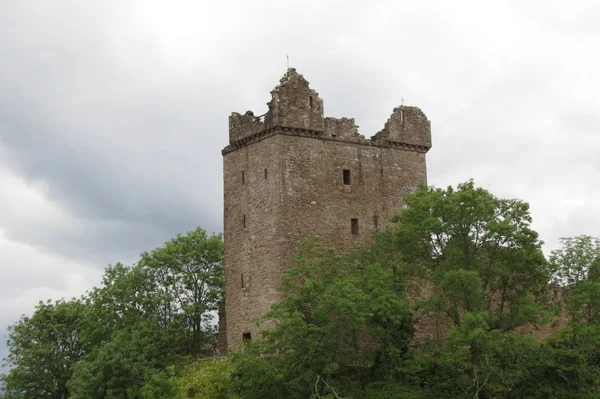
[1,0,599,372]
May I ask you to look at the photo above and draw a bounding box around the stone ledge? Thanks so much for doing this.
[222,126,431,155]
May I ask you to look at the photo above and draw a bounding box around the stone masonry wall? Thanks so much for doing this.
[372,106,432,148]
[223,132,429,351]
[223,135,287,351]
[229,112,265,143]
[264,69,324,132]
[223,68,431,352]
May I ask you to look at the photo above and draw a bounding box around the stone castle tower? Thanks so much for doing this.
[222,68,432,351]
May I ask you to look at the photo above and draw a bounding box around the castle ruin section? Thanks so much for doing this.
[222,68,432,352]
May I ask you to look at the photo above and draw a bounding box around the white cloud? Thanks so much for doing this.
[0,161,84,241]
[0,229,99,308]
[0,229,102,375]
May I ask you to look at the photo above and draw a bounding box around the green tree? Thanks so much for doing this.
[69,228,224,397]
[1,299,86,399]
[385,182,600,397]
[1,226,224,399]
[393,180,552,331]
[80,262,161,350]
[176,358,232,399]
[139,228,224,356]
[550,235,600,287]
[67,321,177,399]
[230,238,415,399]
[549,235,600,382]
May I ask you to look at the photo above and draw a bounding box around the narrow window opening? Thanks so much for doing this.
[241,171,245,184]
[264,168,268,179]
[343,169,351,185]
[380,168,384,178]
[351,218,359,235]
[309,95,314,108]
[400,109,405,122]
[243,214,246,228]
[374,215,379,231]
[242,332,252,342]
[241,273,245,288]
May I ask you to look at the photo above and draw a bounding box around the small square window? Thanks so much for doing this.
[242,332,251,342]
[343,169,351,185]
[351,218,359,235]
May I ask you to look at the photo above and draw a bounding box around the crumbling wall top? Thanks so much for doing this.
[371,106,432,149]
[226,70,432,154]
[229,111,265,144]
[324,117,363,141]
[263,68,324,131]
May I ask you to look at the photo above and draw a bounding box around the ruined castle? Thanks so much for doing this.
[221,68,432,352]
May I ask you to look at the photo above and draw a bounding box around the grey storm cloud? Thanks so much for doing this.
[1,0,600,375]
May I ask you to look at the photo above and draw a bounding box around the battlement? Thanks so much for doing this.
[228,68,324,144]
[227,69,431,153]
[371,106,432,149]
[324,117,361,140]
[229,111,265,143]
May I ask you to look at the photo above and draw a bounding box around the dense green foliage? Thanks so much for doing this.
[223,181,600,398]
[2,181,600,398]
[1,227,223,399]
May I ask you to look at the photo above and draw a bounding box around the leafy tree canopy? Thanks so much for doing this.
[1,227,223,399]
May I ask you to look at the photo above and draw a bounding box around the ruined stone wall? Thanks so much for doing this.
[229,112,265,143]
[223,131,429,351]
[324,117,360,140]
[263,69,324,132]
[408,282,571,349]
[372,106,432,148]
[223,134,288,351]
[223,68,431,352]
[277,134,427,261]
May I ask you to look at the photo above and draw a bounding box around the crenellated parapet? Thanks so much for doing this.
[229,111,265,144]
[324,117,361,140]
[226,69,431,154]
[228,68,325,144]
[371,106,432,149]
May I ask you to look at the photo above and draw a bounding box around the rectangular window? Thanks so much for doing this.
[264,168,268,179]
[374,215,379,231]
[241,273,245,288]
[309,95,314,108]
[343,169,351,185]
[241,171,245,184]
[242,332,252,342]
[243,214,246,228]
[351,218,359,235]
